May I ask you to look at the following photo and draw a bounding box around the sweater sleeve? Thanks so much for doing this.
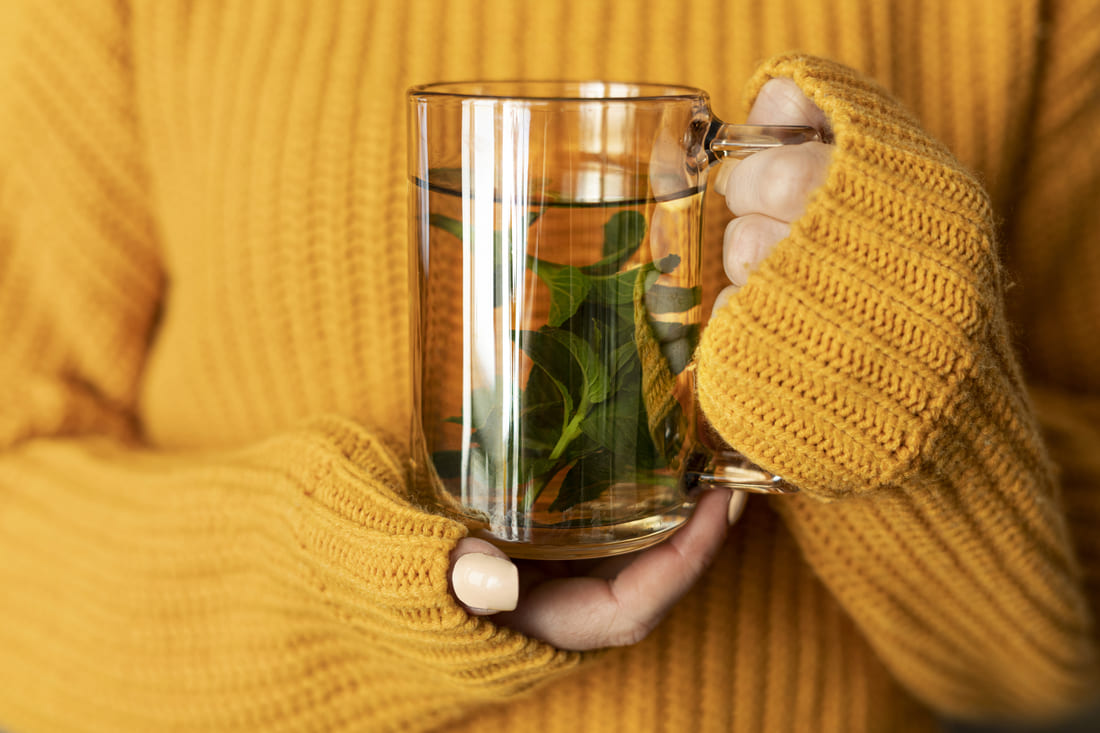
[695,53,1099,721]
[0,3,576,731]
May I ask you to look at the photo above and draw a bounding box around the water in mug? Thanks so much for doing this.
[415,165,705,546]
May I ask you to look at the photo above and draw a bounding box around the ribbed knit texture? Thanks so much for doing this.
[1,1,1098,731]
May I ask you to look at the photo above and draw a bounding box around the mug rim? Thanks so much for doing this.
[407,79,709,102]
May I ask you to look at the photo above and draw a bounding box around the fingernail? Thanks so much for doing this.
[711,158,742,196]
[712,160,732,195]
[452,553,518,612]
[727,491,748,525]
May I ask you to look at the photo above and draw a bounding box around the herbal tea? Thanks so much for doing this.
[415,167,705,554]
[408,82,804,559]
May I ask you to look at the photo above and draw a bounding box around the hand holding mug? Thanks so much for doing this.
[713,78,834,313]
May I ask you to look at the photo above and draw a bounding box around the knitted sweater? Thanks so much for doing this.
[1,1,1098,731]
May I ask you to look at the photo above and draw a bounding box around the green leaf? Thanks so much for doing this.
[589,269,641,305]
[581,359,641,456]
[517,399,565,452]
[441,385,502,434]
[431,445,503,496]
[581,210,648,275]
[516,328,579,416]
[439,385,511,472]
[588,253,683,307]
[549,451,618,512]
[604,210,646,259]
[524,359,573,416]
[528,257,592,327]
[517,324,613,473]
[466,446,494,496]
[644,282,702,314]
[610,340,639,382]
[431,449,464,479]
[518,326,611,408]
[469,403,505,464]
[548,327,611,406]
[519,456,571,513]
[428,212,464,240]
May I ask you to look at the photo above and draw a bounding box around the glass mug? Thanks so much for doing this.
[407,81,814,560]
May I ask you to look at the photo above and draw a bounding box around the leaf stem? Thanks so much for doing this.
[549,393,589,461]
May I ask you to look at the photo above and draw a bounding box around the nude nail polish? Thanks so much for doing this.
[452,553,518,612]
[728,491,748,525]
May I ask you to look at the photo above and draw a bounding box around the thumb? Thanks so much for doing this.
[747,77,829,134]
[449,537,519,614]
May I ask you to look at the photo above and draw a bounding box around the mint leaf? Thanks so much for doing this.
[516,328,579,416]
[589,269,640,305]
[469,403,506,468]
[588,253,682,306]
[516,406,562,453]
[581,210,648,275]
[581,360,642,455]
[643,278,702,314]
[519,326,611,407]
[431,449,464,479]
[550,451,618,513]
[546,327,611,407]
[428,212,464,240]
[528,256,592,327]
[610,340,639,382]
[603,210,646,259]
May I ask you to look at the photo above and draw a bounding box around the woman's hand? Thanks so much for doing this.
[711,78,833,313]
[447,488,745,651]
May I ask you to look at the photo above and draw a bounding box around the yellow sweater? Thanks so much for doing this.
[2,0,1099,731]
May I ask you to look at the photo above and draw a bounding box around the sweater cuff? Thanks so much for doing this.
[281,415,581,695]
[697,54,1003,500]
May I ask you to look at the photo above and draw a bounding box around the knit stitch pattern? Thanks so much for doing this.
[1,1,1098,731]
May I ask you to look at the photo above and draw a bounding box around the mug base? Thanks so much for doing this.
[470,502,693,560]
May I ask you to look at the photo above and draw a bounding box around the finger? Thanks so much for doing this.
[449,537,519,615]
[746,77,829,132]
[497,489,733,650]
[584,488,749,580]
[723,141,833,220]
[605,488,733,631]
[724,213,791,287]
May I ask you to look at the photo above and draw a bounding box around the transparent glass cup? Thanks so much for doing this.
[407,81,814,559]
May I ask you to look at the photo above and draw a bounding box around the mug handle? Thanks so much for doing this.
[684,123,820,496]
[706,122,822,162]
